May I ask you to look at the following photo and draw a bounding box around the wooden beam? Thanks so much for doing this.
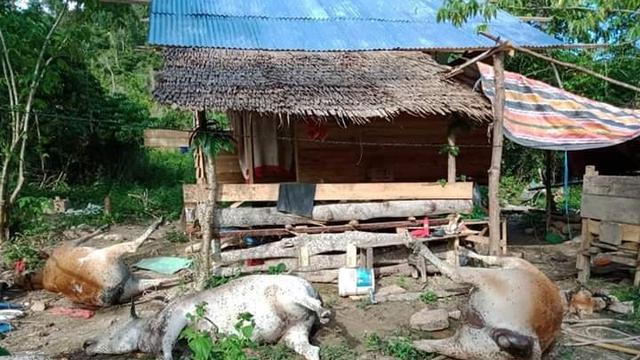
[143,129,190,148]
[184,182,474,203]
[488,51,506,256]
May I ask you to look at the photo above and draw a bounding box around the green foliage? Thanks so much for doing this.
[419,290,438,304]
[438,144,460,157]
[437,0,640,44]
[205,274,240,290]
[611,285,640,330]
[180,302,257,360]
[9,149,191,238]
[0,346,9,356]
[437,179,448,187]
[266,263,287,275]
[319,343,358,360]
[166,230,188,243]
[364,332,431,360]
[2,237,44,270]
[499,175,528,206]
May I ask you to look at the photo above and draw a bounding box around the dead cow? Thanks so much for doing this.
[83,275,330,360]
[410,240,563,360]
[38,218,177,306]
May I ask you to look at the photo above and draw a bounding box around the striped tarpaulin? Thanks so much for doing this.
[478,62,640,150]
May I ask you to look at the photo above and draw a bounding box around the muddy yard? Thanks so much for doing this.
[1,221,636,360]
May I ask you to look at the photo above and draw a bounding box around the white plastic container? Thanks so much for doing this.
[338,267,375,297]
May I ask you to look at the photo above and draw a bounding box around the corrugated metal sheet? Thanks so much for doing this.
[148,0,563,51]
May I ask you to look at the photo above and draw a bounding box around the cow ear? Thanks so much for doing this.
[130,299,139,319]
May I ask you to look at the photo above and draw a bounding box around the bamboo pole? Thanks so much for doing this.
[488,52,506,255]
[544,150,554,231]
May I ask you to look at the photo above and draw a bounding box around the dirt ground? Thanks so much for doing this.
[1,220,637,359]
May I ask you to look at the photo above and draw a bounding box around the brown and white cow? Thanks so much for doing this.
[409,236,563,360]
[31,219,178,307]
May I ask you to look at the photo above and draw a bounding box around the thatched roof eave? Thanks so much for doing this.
[153,48,492,123]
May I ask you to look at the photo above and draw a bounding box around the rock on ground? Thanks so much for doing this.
[409,308,450,331]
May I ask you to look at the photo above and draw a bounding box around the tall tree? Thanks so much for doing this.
[0,1,68,242]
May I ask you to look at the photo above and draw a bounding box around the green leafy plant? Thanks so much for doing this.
[2,238,45,270]
[180,302,257,360]
[205,274,240,289]
[166,229,189,243]
[266,263,287,275]
[437,179,448,187]
[419,290,438,304]
[438,144,460,157]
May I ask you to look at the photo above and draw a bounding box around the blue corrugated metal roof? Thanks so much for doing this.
[148,0,563,51]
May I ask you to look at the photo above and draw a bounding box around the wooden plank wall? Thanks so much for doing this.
[581,170,640,225]
[295,114,491,184]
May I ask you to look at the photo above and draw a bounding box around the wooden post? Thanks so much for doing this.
[247,115,255,184]
[488,52,506,256]
[447,128,457,184]
[577,166,597,284]
[544,150,555,231]
[195,109,221,289]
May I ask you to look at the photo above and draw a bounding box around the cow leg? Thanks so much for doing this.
[102,218,163,257]
[119,276,181,303]
[414,326,506,360]
[281,317,319,360]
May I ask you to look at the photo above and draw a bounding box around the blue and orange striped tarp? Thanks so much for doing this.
[478,62,640,150]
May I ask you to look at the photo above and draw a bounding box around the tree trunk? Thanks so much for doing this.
[216,199,473,227]
[488,52,506,255]
[0,200,8,243]
[0,155,11,243]
[447,131,456,184]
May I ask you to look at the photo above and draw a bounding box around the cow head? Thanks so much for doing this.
[84,301,146,355]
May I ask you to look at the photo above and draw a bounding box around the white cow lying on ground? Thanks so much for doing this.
[410,238,563,360]
[83,275,330,360]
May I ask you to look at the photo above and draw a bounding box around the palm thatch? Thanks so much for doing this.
[153,48,491,123]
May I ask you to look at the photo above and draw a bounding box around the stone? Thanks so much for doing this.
[31,300,46,312]
[376,285,406,297]
[410,308,450,331]
[448,310,461,320]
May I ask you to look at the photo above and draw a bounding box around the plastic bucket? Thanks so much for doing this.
[338,267,375,297]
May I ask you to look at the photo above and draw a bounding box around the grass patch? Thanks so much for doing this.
[364,332,432,360]
[320,343,358,360]
[419,290,438,304]
[166,229,189,243]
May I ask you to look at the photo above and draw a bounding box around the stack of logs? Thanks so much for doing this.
[187,217,492,283]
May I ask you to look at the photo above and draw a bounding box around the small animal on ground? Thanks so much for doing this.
[407,233,563,360]
[16,218,178,307]
[83,274,330,360]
